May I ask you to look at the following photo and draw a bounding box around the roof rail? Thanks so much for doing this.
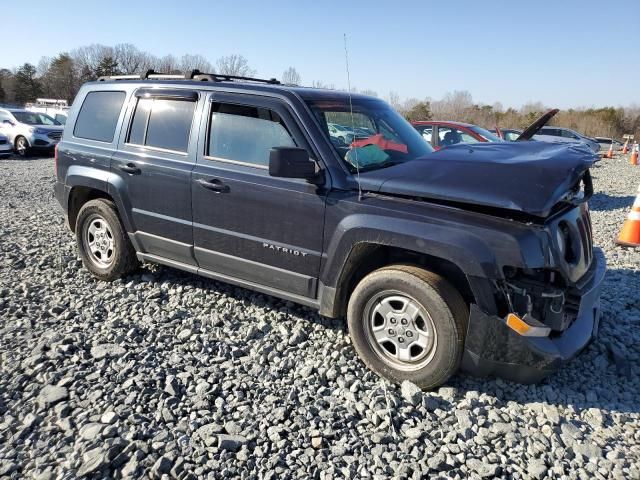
[97,69,280,85]
[189,69,280,85]
[97,74,141,81]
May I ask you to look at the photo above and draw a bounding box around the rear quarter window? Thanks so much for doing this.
[73,91,126,142]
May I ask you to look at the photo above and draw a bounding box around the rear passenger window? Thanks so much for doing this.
[208,102,296,166]
[74,91,126,142]
[127,98,196,153]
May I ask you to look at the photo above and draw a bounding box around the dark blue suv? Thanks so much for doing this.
[54,71,605,389]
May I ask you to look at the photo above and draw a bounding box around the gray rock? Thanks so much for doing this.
[404,427,422,439]
[164,375,181,396]
[216,434,247,451]
[79,422,104,441]
[37,385,69,408]
[466,458,498,478]
[528,459,547,479]
[152,456,173,476]
[90,343,126,359]
[22,412,42,429]
[101,411,119,424]
[77,449,106,476]
[573,442,603,459]
[427,452,447,471]
[455,409,473,430]
[400,380,422,405]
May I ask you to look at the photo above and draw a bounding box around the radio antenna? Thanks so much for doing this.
[344,33,362,201]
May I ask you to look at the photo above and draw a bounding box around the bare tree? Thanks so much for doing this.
[387,91,401,110]
[311,80,335,89]
[115,43,154,74]
[359,89,378,97]
[215,55,256,77]
[37,57,52,78]
[154,55,181,74]
[72,44,114,77]
[281,67,301,85]
[179,54,213,74]
[401,97,420,113]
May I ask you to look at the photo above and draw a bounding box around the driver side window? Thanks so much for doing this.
[208,102,296,167]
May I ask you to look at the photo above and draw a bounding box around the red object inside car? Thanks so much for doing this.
[351,134,408,154]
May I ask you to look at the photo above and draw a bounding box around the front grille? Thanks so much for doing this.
[47,131,62,140]
[576,213,593,266]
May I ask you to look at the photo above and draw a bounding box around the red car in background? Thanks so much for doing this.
[412,121,503,150]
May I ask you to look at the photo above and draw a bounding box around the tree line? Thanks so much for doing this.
[1,44,638,140]
[0,43,265,106]
[397,91,639,140]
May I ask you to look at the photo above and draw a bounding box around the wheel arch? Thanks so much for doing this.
[67,186,115,233]
[322,242,476,319]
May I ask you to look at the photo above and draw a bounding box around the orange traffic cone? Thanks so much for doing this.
[616,185,640,247]
[606,142,614,159]
[631,144,638,166]
[622,139,628,154]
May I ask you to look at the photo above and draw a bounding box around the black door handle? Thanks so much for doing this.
[196,178,229,193]
[119,163,141,174]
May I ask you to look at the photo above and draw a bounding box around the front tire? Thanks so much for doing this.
[75,199,139,281]
[15,136,29,157]
[347,265,468,390]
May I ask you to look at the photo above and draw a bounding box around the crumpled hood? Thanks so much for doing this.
[358,141,598,217]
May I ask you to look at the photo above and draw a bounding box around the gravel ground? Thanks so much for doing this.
[0,154,638,480]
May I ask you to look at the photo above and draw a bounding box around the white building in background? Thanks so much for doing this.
[25,98,69,125]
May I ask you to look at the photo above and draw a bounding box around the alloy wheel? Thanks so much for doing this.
[363,291,438,371]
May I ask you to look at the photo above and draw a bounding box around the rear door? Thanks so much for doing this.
[110,88,202,266]
[191,92,327,298]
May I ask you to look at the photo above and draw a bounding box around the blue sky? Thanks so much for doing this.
[4,0,637,108]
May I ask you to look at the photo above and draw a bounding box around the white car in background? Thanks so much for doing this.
[0,108,64,157]
[0,132,12,158]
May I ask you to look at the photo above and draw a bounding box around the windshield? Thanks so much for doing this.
[306,98,434,172]
[469,126,503,142]
[11,111,61,126]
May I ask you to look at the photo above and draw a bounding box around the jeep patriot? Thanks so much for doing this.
[54,70,605,389]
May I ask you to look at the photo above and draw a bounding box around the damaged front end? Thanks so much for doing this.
[461,183,606,383]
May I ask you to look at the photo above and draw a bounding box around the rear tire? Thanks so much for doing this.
[15,136,29,157]
[347,265,468,390]
[75,199,139,281]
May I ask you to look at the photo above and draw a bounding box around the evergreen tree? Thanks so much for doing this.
[95,56,120,78]
[404,101,432,122]
[13,63,41,105]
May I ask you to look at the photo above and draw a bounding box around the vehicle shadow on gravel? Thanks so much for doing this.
[138,264,347,332]
[589,193,636,211]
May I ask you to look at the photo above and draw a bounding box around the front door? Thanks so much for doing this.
[191,92,328,298]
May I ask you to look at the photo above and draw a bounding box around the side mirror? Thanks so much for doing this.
[269,147,319,182]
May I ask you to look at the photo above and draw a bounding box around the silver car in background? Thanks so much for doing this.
[0,108,64,157]
[536,126,600,153]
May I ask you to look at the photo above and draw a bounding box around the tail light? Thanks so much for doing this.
[54,144,58,177]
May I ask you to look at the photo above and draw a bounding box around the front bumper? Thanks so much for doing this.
[461,248,606,383]
[28,132,60,149]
